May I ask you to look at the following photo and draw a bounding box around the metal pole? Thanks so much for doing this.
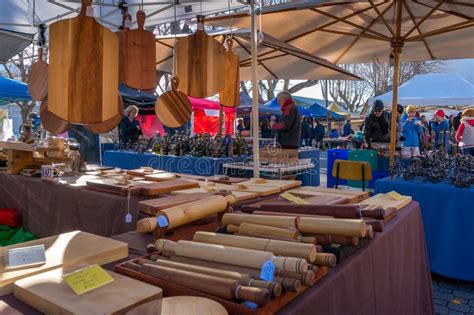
[250,0,260,178]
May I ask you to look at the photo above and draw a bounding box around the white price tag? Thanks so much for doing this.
[125,213,132,223]
[41,165,54,180]
[6,245,46,268]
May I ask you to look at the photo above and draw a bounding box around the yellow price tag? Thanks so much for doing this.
[386,191,403,201]
[63,264,114,295]
[280,192,309,205]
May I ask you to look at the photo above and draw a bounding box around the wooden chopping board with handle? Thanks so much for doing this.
[175,15,225,98]
[40,98,71,134]
[28,48,48,101]
[155,77,192,128]
[122,11,156,90]
[219,38,239,107]
[85,95,123,134]
[48,0,119,124]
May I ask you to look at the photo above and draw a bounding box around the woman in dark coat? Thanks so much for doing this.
[119,105,142,144]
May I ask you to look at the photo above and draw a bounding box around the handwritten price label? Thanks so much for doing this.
[63,264,114,295]
[41,165,54,180]
[259,260,275,281]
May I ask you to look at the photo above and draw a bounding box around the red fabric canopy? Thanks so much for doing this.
[138,97,235,136]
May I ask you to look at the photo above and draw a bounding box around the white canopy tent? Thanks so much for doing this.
[369,73,474,107]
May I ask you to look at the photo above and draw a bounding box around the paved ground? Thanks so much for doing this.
[433,275,474,315]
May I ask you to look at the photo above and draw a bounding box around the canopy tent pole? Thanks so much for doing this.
[218,104,223,135]
[250,0,259,178]
[389,0,404,168]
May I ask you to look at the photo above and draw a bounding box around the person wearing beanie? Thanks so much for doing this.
[401,105,423,157]
[363,99,390,149]
[430,109,450,151]
[455,108,474,156]
[271,91,302,149]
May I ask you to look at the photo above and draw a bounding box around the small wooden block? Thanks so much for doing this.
[7,150,34,174]
[14,266,162,315]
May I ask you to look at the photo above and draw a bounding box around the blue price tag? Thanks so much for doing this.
[259,260,275,281]
[243,301,258,309]
[157,215,168,228]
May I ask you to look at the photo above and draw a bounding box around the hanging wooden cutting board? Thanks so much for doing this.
[175,15,225,98]
[219,38,240,107]
[85,96,124,134]
[28,48,48,101]
[155,77,192,128]
[48,0,119,125]
[121,11,156,90]
[40,98,71,134]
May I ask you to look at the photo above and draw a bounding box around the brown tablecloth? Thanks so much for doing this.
[0,172,145,238]
[0,201,434,315]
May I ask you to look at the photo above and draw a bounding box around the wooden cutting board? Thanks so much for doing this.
[126,296,227,315]
[219,38,239,107]
[138,192,218,216]
[174,15,225,98]
[85,96,123,134]
[122,11,156,90]
[155,77,192,128]
[39,98,71,134]
[171,188,259,203]
[0,231,128,296]
[288,189,359,204]
[28,48,48,101]
[198,182,280,197]
[139,179,200,196]
[14,266,162,315]
[357,193,412,210]
[144,172,177,182]
[48,0,119,124]
[238,178,302,191]
[85,178,145,196]
[126,168,160,177]
[289,187,369,203]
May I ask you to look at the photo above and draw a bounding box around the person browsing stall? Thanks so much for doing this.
[401,105,423,157]
[430,109,450,151]
[119,105,142,144]
[455,108,474,156]
[363,100,390,149]
[271,91,302,149]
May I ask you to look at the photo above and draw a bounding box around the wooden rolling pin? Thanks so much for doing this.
[255,204,362,219]
[276,270,316,286]
[137,195,233,232]
[297,217,367,237]
[331,235,360,247]
[359,205,385,220]
[156,240,308,273]
[226,223,301,241]
[138,263,270,305]
[300,236,317,245]
[222,213,297,229]
[252,211,329,218]
[364,219,384,232]
[313,253,337,267]
[138,257,282,298]
[193,232,317,263]
[168,255,301,292]
[307,234,332,246]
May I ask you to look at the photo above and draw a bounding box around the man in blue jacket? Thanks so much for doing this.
[401,105,423,158]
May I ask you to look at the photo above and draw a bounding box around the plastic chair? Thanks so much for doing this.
[332,159,372,191]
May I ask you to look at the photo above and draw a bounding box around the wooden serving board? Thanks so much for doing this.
[126,296,227,315]
[116,255,328,315]
[14,266,162,315]
[144,172,177,182]
[0,231,128,296]
[126,168,161,177]
[198,182,280,197]
[138,192,217,216]
[238,179,302,191]
[28,48,48,101]
[139,179,200,196]
[289,187,369,203]
[171,188,259,203]
[357,193,412,210]
[85,179,144,196]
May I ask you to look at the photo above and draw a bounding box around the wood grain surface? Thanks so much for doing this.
[48,0,119,124]
[219,39,239,107]
[28,48,48,101]
[138,192,216,216]
[155,77,192,128]
[126,296,227,315]
[85,95,123,134]
[39,98,71,134]
[174,16,225,98]
[122,11,156,90]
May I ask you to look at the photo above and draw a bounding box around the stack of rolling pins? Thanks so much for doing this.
[136,195,236,233]
[127,232,323,306]
[224,208,377,250]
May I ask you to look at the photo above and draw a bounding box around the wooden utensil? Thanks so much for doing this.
[155,77,192,128]
[228,223,301,241]
[14,266,162,315]
[126,296,228,315]
[297,217,367,238]
[222,213,297,229]
[193,232,317,263]
[48,0,119,124]
[122,11,156,90]
[28,48,48,101]
[85,95,124,134]
[175,15,225,98]
[39,98,70,134]
[219,38,239,107]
